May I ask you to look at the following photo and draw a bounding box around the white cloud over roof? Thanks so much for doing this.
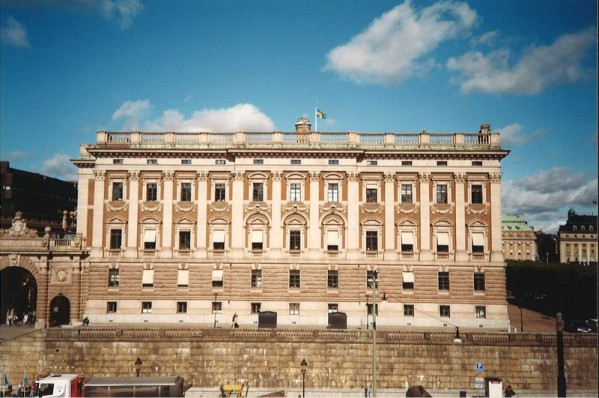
[324,0,477,84]
[1,17,30,48]
[447,26,595,94]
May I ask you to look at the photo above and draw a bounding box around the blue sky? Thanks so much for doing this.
[1,0,597,233]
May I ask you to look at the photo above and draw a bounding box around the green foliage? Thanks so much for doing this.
[506,260,597,320]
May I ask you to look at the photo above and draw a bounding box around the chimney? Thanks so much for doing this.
[295,115,311,133]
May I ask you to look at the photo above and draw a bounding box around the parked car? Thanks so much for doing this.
[586,319,598,333]
[564,320,592,333]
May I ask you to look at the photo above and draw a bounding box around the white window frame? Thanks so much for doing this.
[434,182,449,204]
[327,182,340,202]
[399,182,415,204]
[364,183,380,204]
[212,228,226,251]
[251,229,265,251]
[212,269,224,288]
[110,180,125,201]
[326,229,340,252]
[289,182,303,202]
[177,269,189,287]
[252,181,265,202]
[402,271,414,290]
[142,228,157,251]
[178,180,193,202]
[144,180,159,202]
[467,179,487,204]
[251,269,263,289]
[213,181,227,202]
[289,302,300,315]
[142,269,154,288]
[400,231,415,252]
[178,229,192,251]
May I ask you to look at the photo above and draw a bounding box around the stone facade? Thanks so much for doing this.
[0,328,597,394]
[69,121,510,329]
[502,215,538,261]
[558,209,598,264]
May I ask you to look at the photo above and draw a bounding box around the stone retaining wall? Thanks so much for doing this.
[1,328,596,393]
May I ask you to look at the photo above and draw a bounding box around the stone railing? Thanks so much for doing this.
[43,327,597,346]
[95,131,502,151]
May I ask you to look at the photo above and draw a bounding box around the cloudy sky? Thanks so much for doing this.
[1,0,596,233]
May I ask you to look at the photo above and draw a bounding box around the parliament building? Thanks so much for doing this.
[65,117,511,330]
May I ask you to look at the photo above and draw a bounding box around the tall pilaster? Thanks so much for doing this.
[454,173,467,261]
[384,172,396,257]
[231,171,245,253]
[490,172,504,262]
[418,172,432,261]
[271,172,283,256]
[346,172,360,257]
[126,171,140,257]
[161,171,174,256]
[196,172,208,255]
[91,170,106,257]
[309,172,321,255]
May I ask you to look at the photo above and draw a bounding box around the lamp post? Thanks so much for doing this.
[300,358,307,398]
[134,357,142,377]
[372,269,378,398]
[556,313,567,397]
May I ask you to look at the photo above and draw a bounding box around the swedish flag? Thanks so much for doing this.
[316,109,326,119]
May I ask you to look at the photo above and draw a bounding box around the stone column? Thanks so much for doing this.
[454,173,467,261]
[91,170,106,257]
[196,173,208,255]
[418,173,432,261]
[346,172,360,258]
[231,171,245,253]
[126,171,140,257]
[271,172,282,256]
[309,172,321,256]
[384,172,396,258]
[490,173,503,262]
[35,260,49,328]
[161,171,174,256]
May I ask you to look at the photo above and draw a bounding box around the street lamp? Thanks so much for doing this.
[134,357,142,377]
[300,358,307,398]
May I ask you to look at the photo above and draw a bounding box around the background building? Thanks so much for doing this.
[501,215,538,261]
[0,161,78,234]
[558,209,598,264]
[69,119,510,330]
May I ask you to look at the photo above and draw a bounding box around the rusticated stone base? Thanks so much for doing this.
[1,327,596,394]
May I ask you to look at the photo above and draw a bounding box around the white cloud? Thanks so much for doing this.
[99,0,144,30]
[447,26,595,94]
[1,16,30,48]
[469,30,498,47]
[497,123,544,148]
[502,166,598,232]
[39,153,78,181]
[324,0,477,84]
[111,101,276,132]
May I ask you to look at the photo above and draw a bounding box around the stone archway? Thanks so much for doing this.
[0,266,38,325]
[49,295,70,327]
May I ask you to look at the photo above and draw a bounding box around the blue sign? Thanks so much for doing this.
[475,362,484,373]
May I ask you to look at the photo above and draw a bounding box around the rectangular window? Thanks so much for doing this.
[177,269,189,288]
[367,303,378,316]
[327,183,339,202]
[366,187,378,203]
[472,233,485,253]
[289,270,300,288]
[113,159,123,164]
[328,159,339,165]
[436,232,449,253]
[251,230,264,251]
[180,183,192,202]
[253,159,264,165]
[181,159,191,165]
[252,182,264,201]
[290,183,301,202]
[474,272,485,291]
[327,270,339,289]
[107,301,117,313]
[400,231,414,252]
[366,231,378,251]
[251,302,261,314]
[142,269,154,288]
[289,230,301,250]
[437,161,447,166]
[440,305,450,317]
[111,182,124,201]
[179,231,191,250]
[366,270,378,289]
[212,301,222,314]
[402,272,414,290]
[214,183,226,202]
[251,270,262,288]
[108,269,119,288]
[327,230,339,251]
[143,230,157,250]
[436,184,448,204]
[472,160,483,166]
[215,159,226,165]
[289,303,300,315]
[142,301,152,313]
[438,272,450,291]
[367,160,378,166]
[328,304,339,313]
[291,159,301,165]
[404,304,414,317]
[110,229,122,250]
[146,183,158,202]
[213,230,225,250]
[147,159,158,165]
[402,161,412,166]
[177,302,187,314]
[476,306,486,319]
[400,184,412,204]
[471,184,483,204]
[212,269,224,288]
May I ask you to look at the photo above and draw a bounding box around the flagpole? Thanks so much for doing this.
[314,107,318,132]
